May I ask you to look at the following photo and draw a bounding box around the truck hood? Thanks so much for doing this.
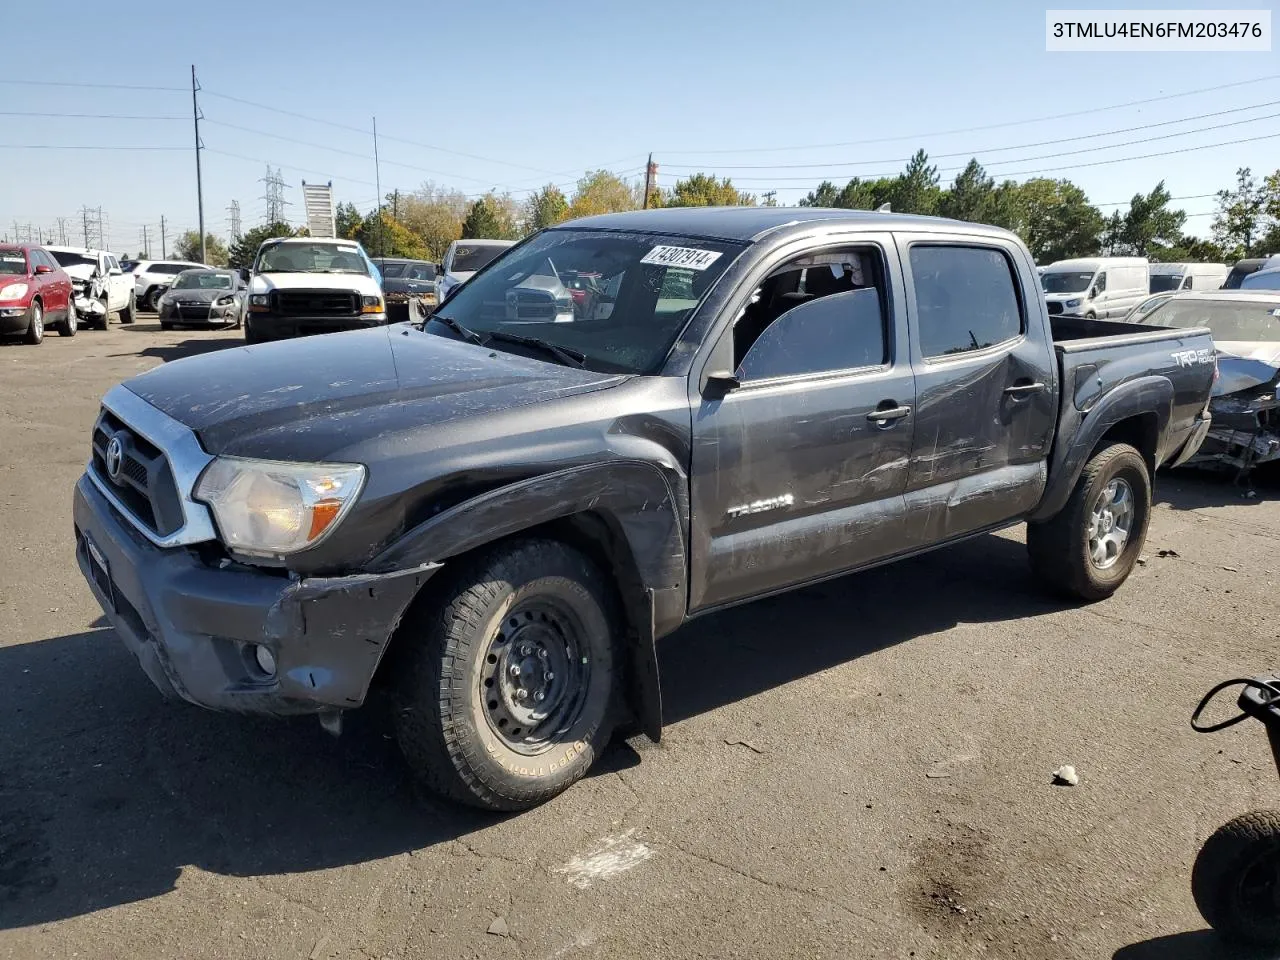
[1213,341,1280,396]
[61,264,96,282]
[1043,292,1088,303]
[123,325,623,456]
[250,272,381,295]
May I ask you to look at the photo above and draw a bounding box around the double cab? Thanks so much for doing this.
[74,208,1216,811]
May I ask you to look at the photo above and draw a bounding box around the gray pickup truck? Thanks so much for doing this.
[73,208,1216,810]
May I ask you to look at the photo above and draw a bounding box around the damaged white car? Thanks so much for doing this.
[1136,291,1280,476]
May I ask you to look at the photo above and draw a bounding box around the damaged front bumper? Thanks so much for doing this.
[73,474,440,715]
[1183,390,1280,474]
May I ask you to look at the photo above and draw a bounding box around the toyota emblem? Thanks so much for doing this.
[105,435,124,483]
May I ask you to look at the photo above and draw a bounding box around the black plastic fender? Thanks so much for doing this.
[1031,375,1173,522]
[370,460,688,741]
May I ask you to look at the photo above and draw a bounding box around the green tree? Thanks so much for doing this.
[761,191,778,207]
[335,201,362,240]
[173,231,229,267]
[1213,167,1266,258]
[1119,181,1186,257]
[524,184,570,231]
[1015,178,1104,263]
[568,170,636,218]
[665,172,756,207]
[461,196,508,239]
[885,149,941,215]
[798,181,841,207]
[355,209,429,259]
[1101,210,1126,254]
[938,159,994,223]
[228,222,296,269]
[399,194,463,261]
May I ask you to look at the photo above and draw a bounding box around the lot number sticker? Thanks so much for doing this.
[640,245,723,271]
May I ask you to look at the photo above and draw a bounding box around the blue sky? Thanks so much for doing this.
[2,0,1277,253]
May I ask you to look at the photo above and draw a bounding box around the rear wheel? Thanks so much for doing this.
[119,293,135,325]
[1192,811,1280,947]
[147,287,165,312]
[59,303,77,337]
[24,301,43,345]
[392,539,620,811]
[1028,442,1151,601]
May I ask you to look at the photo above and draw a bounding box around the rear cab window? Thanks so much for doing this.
[908,244,1024,358]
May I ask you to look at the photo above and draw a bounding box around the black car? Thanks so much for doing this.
[375,258,437,322]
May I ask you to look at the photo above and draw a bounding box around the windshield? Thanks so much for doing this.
[378,262,407,278]
[1149,274,1183,293]
[50,250,96,269]
[0,252,27,276]
[1041,271,1094,294]
[1142,298,1280,342]
[256,242,369,275]
[173,271,232,290]
[429,229,744,374]
[452,244,511,273]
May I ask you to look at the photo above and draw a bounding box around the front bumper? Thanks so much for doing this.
[73,474,440,715]
[245,311,388,340]
[0,304,30,333]
[160,300,241,325]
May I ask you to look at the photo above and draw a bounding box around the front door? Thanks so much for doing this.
[896,235,1058,546]
[688,238,915,612]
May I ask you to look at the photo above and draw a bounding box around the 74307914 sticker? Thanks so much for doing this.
[639,245,723,271]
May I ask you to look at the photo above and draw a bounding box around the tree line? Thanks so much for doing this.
[162,153,1280,268]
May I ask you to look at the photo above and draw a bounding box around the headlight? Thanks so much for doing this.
[215,295,235,306]
[250,294,269,305]
[1065,298,1081,309]
[0,283,29,300]
[361,294,384,314]
[194,457,366,558]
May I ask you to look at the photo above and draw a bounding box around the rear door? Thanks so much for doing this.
[33,249,69,317]
[897,234,1057,546]
[688,235,916,612]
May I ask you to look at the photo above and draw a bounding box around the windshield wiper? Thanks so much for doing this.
[484,330,587,368]
[428,313,484,344]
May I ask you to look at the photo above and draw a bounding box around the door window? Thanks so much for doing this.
[733,247,888,381]
[910,245,1023,358]
[1094,272,1107,293]
[1183,276,1194,290]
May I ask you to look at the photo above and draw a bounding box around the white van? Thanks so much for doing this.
[1040,257,1149,319]
[1148,262,1227,294]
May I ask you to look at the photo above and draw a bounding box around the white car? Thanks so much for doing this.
[436,239,515,303]
[242,236,387,343]
[45,246,135,329]
[129,259,206,311]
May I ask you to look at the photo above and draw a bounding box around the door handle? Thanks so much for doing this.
[867,404,912,423]
[1004,382,1046,397]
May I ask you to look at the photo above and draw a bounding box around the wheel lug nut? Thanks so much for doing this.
[534,691,545,703]
[538,648,548,659]
[545,671,555,681]
[520,643,532,656]
[516,687,528,700]
[509,664,521,678]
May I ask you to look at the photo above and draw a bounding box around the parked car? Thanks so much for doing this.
[374,257,437,323]
[435,239,515,303]
[1149,262,1228,293]
[73,207,1215,811]
[46,246,136,329]
[1240,266,1280,290]
[241,237,386,343]
[1122,292,1179,322]
[130,259,207,311]
[1041,256,1149,318]
[1135,290,1280,476]
[1223,258,1271,289]
[0,243,76,344]
[156,269,246,330]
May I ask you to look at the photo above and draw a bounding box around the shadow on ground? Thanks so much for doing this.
[1,533,1070,929]
[1114,929,1271,959]
[1157,465,1280,511]
[110,335,241,364]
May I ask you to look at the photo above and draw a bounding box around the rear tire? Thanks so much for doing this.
[119,294,136,325]
[24,301,43,345]
[147,287,164,312]
[1027,442,1151,601]
[392,539,620,811]
[59,304,77,337]
[1192,810,1280,947]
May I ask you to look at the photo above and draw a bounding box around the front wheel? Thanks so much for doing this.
[147,287,165,312]
[1028,442,1151,601]
[392,539,620,811]
[1193,810,1280,947]
[24,301,43,345]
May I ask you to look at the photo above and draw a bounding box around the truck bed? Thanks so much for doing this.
[1050,314,1182,346]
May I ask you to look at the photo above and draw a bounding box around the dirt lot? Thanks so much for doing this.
[2,318,1278,960]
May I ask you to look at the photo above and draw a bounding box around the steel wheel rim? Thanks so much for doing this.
[66,307,76,332]
[31,304,42,338]
[1087,478,1134,570]
[478,598,590,756]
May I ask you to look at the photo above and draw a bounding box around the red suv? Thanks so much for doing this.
[0,243,76,344]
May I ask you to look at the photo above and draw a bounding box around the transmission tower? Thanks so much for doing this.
[259,167,290,224]
[227,199,242,243]
[80,206,105,249]
[55,217,70,245]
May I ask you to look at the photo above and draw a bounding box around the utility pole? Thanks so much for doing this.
[82,208,90,247]
[141,225,150,258]
[372,116,383,257]
[160,215,167,259]
[392,189,399,222]
[191,65,206,264]
[643,154,657,209]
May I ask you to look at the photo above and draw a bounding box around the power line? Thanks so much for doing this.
[0,110,187,120]
[659,73,1280,156]
[0,79,187,92]
[0,143,185,151]
[660,98,1280,171]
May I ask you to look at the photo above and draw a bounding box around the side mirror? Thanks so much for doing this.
[109,267,122,276]
[34,264,52,275]
[703,370,741,395]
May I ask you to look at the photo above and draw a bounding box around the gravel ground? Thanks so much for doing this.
[2,318,1278,960]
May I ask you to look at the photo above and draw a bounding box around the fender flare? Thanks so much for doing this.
[1031,375,1173,522]
[371,460,688,741]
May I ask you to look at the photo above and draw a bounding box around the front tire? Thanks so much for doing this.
[92,297,109,330]
[24,301,43,344]
[392,539,620,811]
[1028,442,1151,601]
[146,287,165,312]
[1192,811,1280,947]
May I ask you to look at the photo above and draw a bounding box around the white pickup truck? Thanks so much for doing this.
[46,246,136,329]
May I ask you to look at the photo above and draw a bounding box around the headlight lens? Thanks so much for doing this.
[361,294,384,314]
[250,294,269,306]
[215,294,235,306]
[1065,298,1081,308]
[194,457,366,558]
[0,282,29,300]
